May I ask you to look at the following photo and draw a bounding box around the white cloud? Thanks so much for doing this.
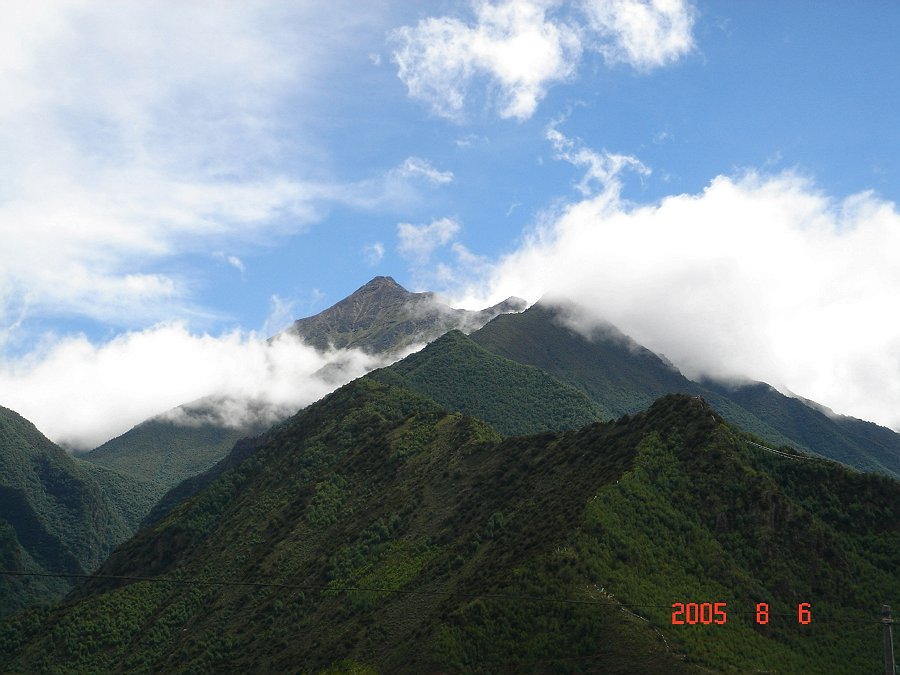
[392,0,582,120]
[547,125,650,197]
[454,169,900,432]
[431,242,493,287]
[391,0,695,120]
[261,294,297,337]
[0,324,395,450]
[397,218,462,263]
[227,256,246,276]
[0,2,391,333]
[213,252,247,278]
[394,157,455,185]
[364,242,386,265]
[454,133,488,147]
[581,0,696,69]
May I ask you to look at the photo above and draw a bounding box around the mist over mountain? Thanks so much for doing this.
[51,277,900,554]
[2,1,899,671]
[73,278,528,508]
[77,399,269,503]
[471,300,900,479]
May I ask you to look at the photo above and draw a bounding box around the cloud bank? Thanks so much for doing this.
[391,0,696,120]
[455,160,900,431]
[0,324,393,450]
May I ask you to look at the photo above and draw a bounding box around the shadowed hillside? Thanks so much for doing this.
[0,406,156,618]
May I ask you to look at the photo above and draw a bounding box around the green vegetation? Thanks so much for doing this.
[1,386,895,673]
[5,280,897,672]
[79,411,259,500]
[369,329,604,435]
[0,405,155,618]
[470,303,694,417]
[572,425,898,673]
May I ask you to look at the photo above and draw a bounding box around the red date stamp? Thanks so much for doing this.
[671,602,812,625]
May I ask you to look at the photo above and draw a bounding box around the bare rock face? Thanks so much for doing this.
[286,276,526,354]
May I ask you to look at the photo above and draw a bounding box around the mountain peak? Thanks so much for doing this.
[287,277,524,354]
[358,275,406,292]
[347,276,414,303]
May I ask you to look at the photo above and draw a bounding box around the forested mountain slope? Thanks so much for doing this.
[0,406,156,618]
[79,403,262,502]
[1,384,896,674]
[368,329,603,435]
[703,380,900,478]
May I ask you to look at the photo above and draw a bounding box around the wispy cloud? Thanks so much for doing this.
[364,242,386,265]
[391,0,696,120]
[397,218,462,263]
[0,2,392,335]
[394,157,455,185]
[261,294,297,336]
[546,124,650,197]
[213,252,247,279]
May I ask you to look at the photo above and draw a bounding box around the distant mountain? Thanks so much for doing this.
[79,397,267,502]
[368,329,603,435]
[79,285,899,539]
[0,405,156,618]
[2,383,896,673]
[287,275,527,354]
[471,302,900,479]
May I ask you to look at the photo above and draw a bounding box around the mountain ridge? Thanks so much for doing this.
[367,328,604,435]
[74,277,527,516]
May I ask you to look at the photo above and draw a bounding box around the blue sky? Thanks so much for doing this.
[2,1,900,447]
